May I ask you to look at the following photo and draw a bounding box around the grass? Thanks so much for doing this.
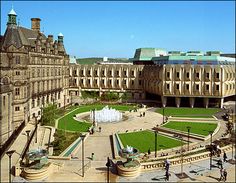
[156,107,220,118]
[118,130,184,153]
[58,104,135,132]
[52,129,81,156]
[162,121,217,136]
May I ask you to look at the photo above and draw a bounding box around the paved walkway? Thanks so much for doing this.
[2,106,235,182]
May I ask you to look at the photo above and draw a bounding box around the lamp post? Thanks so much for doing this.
[187,126,191,151]
[209,131,213,170]
[155,131,158,158]
[106,157,111,183]
[25,130,31,165]
[64,94,66,110]
[92,109,96,127]
[180,135,184,177]
[34,116,38,143]
[162,107,165,124]
[6,150,15,183]
[80,134,86,177]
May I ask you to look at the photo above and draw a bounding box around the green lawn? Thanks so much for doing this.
[156,107,220,118]
[58,104,135,132]
[162,121,217,136]
[118,130,184,153]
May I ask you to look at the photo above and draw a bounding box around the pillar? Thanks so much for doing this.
[204,98,209,108]
[189,97,195,108]
[175,97,181,108]
[161,96,167,107]
[220,98,224,109]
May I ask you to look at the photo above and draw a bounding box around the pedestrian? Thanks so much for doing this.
[165,170,170,181]
[140,112,142,117]
[218,158,223,169]
[219,168,224,181]
[91,153,95,160]
[223,169,227,182]
[148,148,151,155]
[223,151,227,162]
[143,112,145,117]
[99,126,101,132]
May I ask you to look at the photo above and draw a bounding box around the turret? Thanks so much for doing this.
[58,33,64,44]
[7,8,17,26]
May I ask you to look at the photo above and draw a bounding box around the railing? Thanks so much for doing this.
[0,121,25,159]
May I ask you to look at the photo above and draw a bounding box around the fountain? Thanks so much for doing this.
[90,105,123,123]
[117,146,141,177]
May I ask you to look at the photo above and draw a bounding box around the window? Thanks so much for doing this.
[167,72,170,78]
[216,73,220,79]
[16,71,20,75]
[139,71,142,76]
[131,80,134,85]
[196,72,199,78]
[95,79,98,84]
[102,79,105,84]
[88,79,91,84]
[186,84,189,90]
[116,80,119,85]
[88,70,91,75]
[196,84,199,90]
[15,88,20,95]
[131,71,134,76]
[206,85,209,90]
[15,106,20,111]
[74,70,77,75]
[176,84,179,89]
[116,71,119,76]
[139,80,142,85]
[186,72,190,78]
[102,70,105,76]
[216,85,219,91]
[166,84,170,89]
[206,73,210,79]
[123,80,126,85]
[32,99,35,108]
[95,70,98,76]
[176,72,180,78]
[3,96,6,106]
[123,70,127,76]
[109,80,112,85]
[16,56,20,64]
[109,71,112,76]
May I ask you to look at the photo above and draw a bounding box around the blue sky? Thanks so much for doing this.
[1,1,235,58]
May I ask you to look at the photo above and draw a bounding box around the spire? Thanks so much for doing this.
[7,7,17,25]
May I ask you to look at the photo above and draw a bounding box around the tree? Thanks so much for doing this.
[42,103,57,126]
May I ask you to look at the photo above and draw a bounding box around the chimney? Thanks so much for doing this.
[48,35,53,42]
[31,18,41,31]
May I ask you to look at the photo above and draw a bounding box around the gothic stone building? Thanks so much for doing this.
[0,9,69,147]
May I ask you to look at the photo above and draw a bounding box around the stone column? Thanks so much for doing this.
[204,98,209,108]
[189,97,195,108]
[161,96,167,107]
[175,97,181,108]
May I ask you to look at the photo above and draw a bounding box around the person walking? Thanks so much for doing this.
[143,112,145,117]
[148,148,151,155]
[99,126,101,132]
[223,169,227,182]
[223,151,227,162]
[219,168,224,181]
[165,170,170,181]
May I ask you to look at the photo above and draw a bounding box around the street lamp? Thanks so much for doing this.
[155,131,158,158]
[34,116,38,143]
[64,94,66,110]
[92,109,96,127]
[25,130,31,165]
[80,134,86,177]
[187,126,191,151]
[6,150,15,183]
[106,157,111,183]
[209,131,213,170]
[162,107,165,124]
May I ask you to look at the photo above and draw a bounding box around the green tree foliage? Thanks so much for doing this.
[101,91,119,101]
[41,104,58,126]
[81,91,99,100]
